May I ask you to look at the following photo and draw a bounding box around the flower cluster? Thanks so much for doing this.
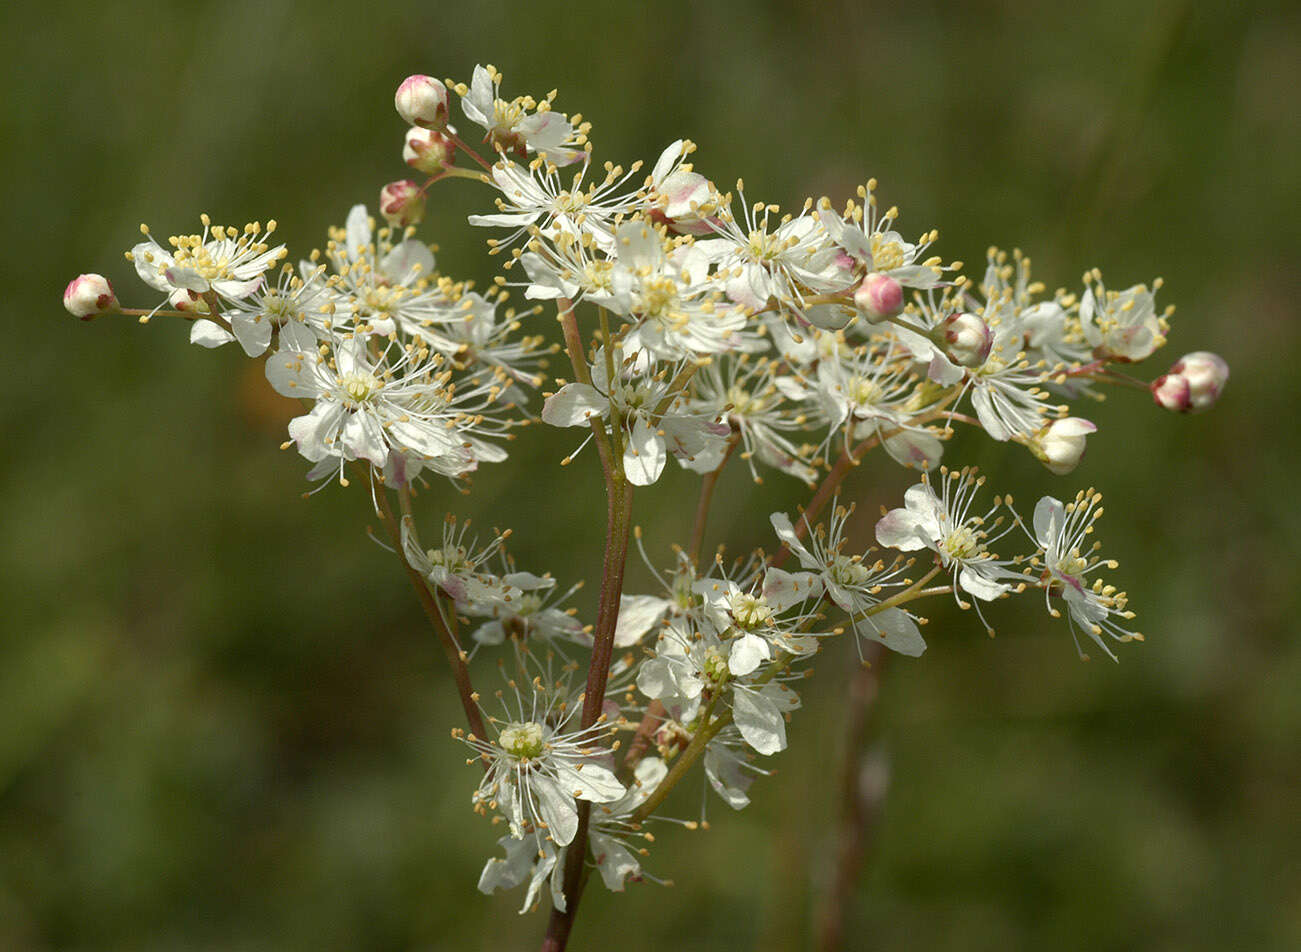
[64,63,1228,945]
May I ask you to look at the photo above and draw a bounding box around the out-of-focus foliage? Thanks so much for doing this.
[3,0,1298,949]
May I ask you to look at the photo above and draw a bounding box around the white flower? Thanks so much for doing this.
[467,573,587,647]
[607,222,750,360]
[541,353,729,486]
[128,217,285,309]
[770,507,926,657]
[1080,270,1169,362]
[981,248,1091,375]
[321,204,458,337]
[457,64,587,166]
[469,157,642,254]
[463,693,626,847]
[190,261,330,357]
[399,513,515,608]
[816,181,946,290]
[691,356,817,484]
[875,469,1024,627]
[695,185,851,317]
[1029,491,1141,661]
[266,334,512,483]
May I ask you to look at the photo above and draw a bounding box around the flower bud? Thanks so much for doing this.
[169,287,205,312]
[1169,351,1228,412]
[379,179,426,227]
[403,126,455,174]
[853,272,904,322]
[938,312,993,367]
[394,74,449,128]
[1031,417,1097,475]
[1150,372,1192,412]
[63,273,118,319]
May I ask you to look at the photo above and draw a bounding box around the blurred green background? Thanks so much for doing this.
[4,0,1299,949]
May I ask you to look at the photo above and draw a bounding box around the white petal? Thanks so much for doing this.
[614,221,665,271]
[590,832,641,892]
[732,686,786,755]
[345,204,371,262]
[1033,496,1065,547]
[540,383,606,427]
[530,774,579,846]
[802,303,855,330]
[524,847,560,914]
[279,320,320,351]
[704,744,753,810]
[553,762,625,804]
[858,607,927,657]
[874,507,930,551]
[477,835,536,895]
[636,657,681,701]
[287,401,344,461]
[768,512,817,569]
[649,139,686,185]
[381,239,435,284]
[971,387,1011,442]
[131,242,173,291]
[623,417,666,486]
[882,428,943,471]
[341,411,388,467]
[229,311,273,356]
[189,319,235,348]
[164,265,210,292]
[472,620,506,645]
[614,595,670,647]
[762,567,822,611]
[958,564,1010,601]
[728,632,771,677]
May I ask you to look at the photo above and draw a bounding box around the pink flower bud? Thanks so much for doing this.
[1169,351,1229,412]
[939,312,993,367]
[63,273,118,319]
[1031,417,1097,475]
[853,272,904,322]
[394,74,449,128]
[379,179,426,227]
[1150,373,1192,412]
[403,126,455,174]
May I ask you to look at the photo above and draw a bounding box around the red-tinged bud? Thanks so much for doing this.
[1150,373,1192,412]
[853,272,904,322]
[939,312,993,367]
[169,287,205,312]
[379,179,426,227]
[1169,351,1228,412]
[403,126,455,175]
[63,273,118,319]
[394,74,449,128]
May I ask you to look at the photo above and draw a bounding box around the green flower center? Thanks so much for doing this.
[498,721,546,760]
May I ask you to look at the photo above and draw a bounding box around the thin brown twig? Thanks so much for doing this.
[817,642,889,952]
[374,485,486,740]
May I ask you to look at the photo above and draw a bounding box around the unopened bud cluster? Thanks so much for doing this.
[61,63,1228,939]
